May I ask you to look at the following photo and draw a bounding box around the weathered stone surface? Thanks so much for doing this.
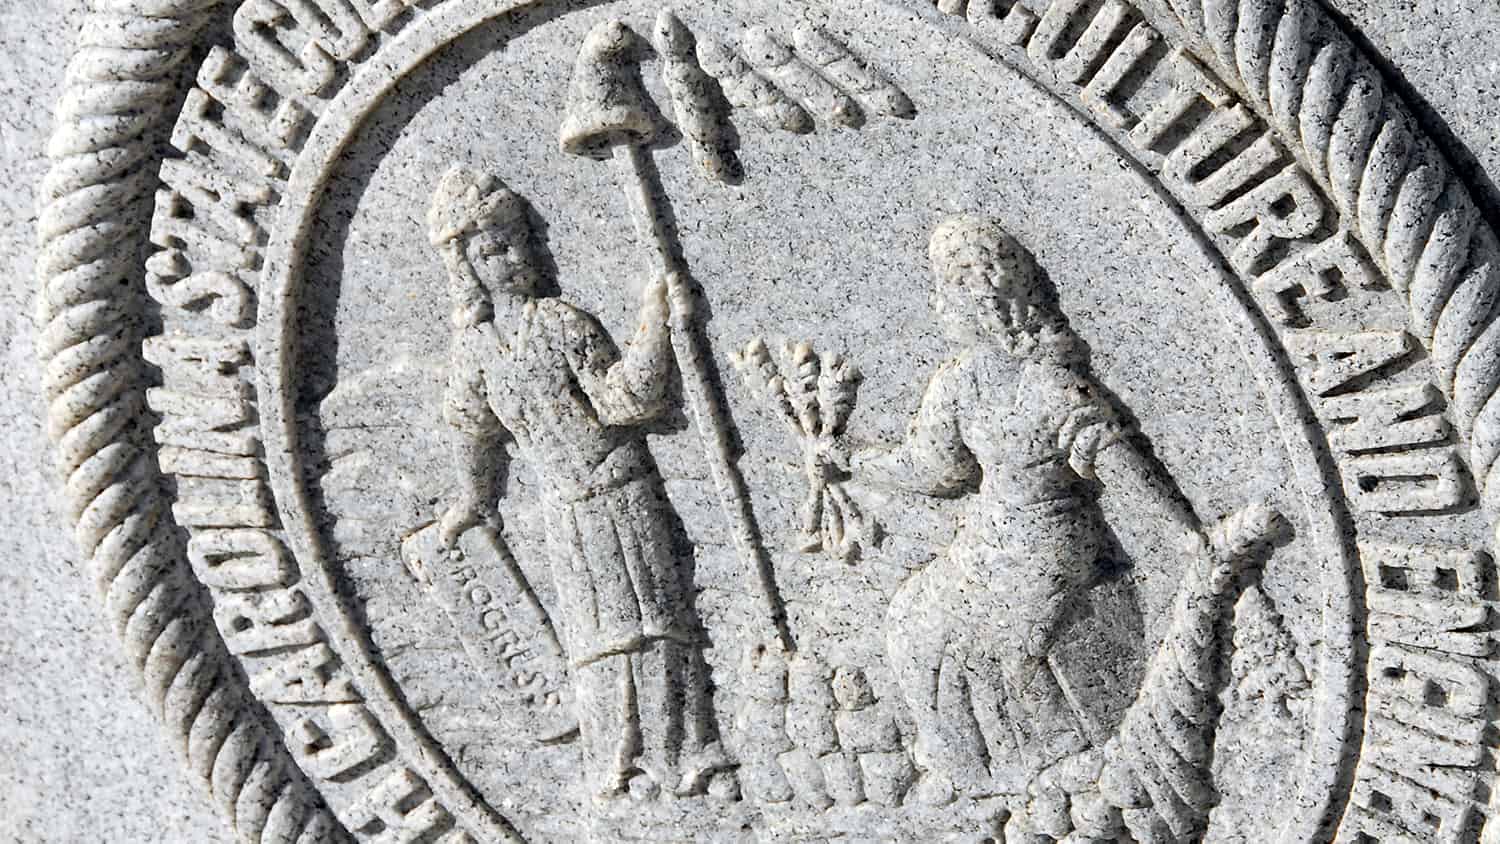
[5,0,1500,841]
[0,2,233,840]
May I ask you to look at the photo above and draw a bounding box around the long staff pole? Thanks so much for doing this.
[611,143,791,653]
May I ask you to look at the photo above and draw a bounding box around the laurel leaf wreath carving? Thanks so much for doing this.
[1175,0,1500,518]
[35,0,1500,840]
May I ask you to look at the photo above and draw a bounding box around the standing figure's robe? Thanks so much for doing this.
[446,298,718,797]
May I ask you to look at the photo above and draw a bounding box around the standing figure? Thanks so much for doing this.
[855,216,1231,815]
[429,166,726,801]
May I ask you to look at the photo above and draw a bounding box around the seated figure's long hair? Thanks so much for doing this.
[929,216,1084,365]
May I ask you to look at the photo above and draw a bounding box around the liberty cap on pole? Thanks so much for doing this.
[560,18,792,653]
[559,19,675,277]
[559,21,659,157]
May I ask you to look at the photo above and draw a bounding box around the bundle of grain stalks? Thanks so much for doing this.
[733,337,877,563]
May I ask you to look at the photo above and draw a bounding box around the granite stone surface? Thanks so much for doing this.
[0,1,234,840]
[4,0,1500,841]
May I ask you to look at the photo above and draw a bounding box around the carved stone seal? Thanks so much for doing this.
[35,0,1500,841]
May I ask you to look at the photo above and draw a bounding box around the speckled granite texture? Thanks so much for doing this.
[4,0,1500,841]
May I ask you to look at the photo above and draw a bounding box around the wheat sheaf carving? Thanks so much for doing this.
[34,0,342,841]
[35,0,1500,841]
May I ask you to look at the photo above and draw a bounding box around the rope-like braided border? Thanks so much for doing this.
[35,0,1500,840]
[1162,0,1500,530]
[34,1,345,841]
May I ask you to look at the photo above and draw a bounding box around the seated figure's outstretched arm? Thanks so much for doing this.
[1077,394,1285,575]
[567,275,676,427]
[1091,439,1201,543]
[856,360,978,497]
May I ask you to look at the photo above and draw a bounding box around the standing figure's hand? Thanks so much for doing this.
[639,274,670,330]
[663,271,694,333]
[440,497,489,549]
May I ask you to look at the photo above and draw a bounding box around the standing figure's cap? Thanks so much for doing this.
[428,165,527,247]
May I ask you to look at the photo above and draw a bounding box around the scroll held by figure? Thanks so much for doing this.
[420,165,732,802]
[853,216,1288,841]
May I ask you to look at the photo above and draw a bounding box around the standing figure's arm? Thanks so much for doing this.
[568,274,680,426]
[441,330,507,545]
[854,360,977,497]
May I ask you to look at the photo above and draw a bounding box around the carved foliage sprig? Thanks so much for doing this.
[628,12,914,187]
[732,338,875,562]
[654,11,737,182]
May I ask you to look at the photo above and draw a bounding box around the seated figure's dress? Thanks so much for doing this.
[883,341,1132,795]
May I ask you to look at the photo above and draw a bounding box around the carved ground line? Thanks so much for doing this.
[35,0,1500,842]
[34,0,344,841]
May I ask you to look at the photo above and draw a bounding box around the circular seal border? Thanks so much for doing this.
[34,0,1500,841]
[35,1,344,840]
